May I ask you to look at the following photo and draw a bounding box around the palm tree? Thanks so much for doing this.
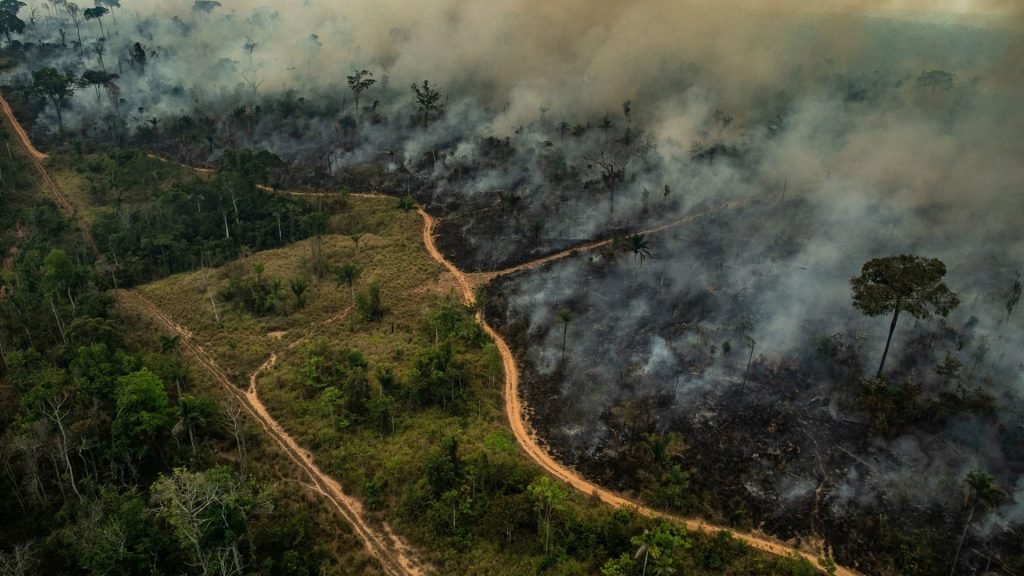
[949,469,1006,575]
[334,262,362,302]
[557,309,572,359]
[631,523,687,576]
[621,233,652,282]
[633,529,657,576]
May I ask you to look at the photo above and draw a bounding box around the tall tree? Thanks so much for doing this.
[66,3,85,56]
[82,5,107,37]
[851,255,959,378]
[79,69,118,104]
[0,0,26,47]
[621,233,652,282]
[527,476,567,554]
[557,309,572,359]
[949,469,1006,575]
[31,67,78,132]
[346,69,375,120]
[94,0,119,24]
[411,80,442,128]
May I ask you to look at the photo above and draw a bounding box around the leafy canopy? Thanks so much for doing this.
[851,255,959,319]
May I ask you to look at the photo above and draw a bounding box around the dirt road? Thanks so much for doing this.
[417,207,858,576]
[123,290,427,576]
[0,92,99,256]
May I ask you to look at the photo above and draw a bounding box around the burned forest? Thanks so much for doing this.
[2,1,1024,575]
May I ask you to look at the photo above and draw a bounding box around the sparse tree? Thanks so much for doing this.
[79,69,118,104]
[31,67,77,132]
[411,80,442,128]
[82,5,106,37]
[949,470,1006,576]
[527,476,567,554]
[346,69,375,120]
[91,37,106,71]
[621,233,652,282]
[94,0,119,24]
[851,255,959,378]
[557,309,572,359]
[334,262,361,302]
[0,0,25,47]
[66,2,82,54]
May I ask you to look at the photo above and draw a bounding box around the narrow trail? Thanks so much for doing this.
[123,290,427,576]
[0,92,99,256]
[417,206,859,576]
[473,199,747,287]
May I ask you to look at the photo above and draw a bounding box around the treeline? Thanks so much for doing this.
[78,147,325,286]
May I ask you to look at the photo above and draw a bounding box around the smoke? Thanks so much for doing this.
[9,0,1024,565]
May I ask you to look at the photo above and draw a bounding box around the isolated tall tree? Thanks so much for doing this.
[65,3,84,55]
[31,67,78,132]
[851,255,959,378]
[528,476,567,554]
[346,69,375,120]
[557,309,572,359]
[949,469,1006,575]
[0,0,26,47]
[621,233,652,282]
[94,0,119,24]
[411,80,442,128]
[82,5,107,37]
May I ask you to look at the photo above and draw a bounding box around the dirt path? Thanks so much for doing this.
[416,206,858,576]
[123,289,428,576]
[0,92,99,256]
[0,94,47,162]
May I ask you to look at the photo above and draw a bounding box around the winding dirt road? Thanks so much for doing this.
[418,207,858,576]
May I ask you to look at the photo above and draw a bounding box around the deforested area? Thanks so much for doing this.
[1,1,1022,575]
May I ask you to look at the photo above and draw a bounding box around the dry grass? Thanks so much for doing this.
[139,195,454,380]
